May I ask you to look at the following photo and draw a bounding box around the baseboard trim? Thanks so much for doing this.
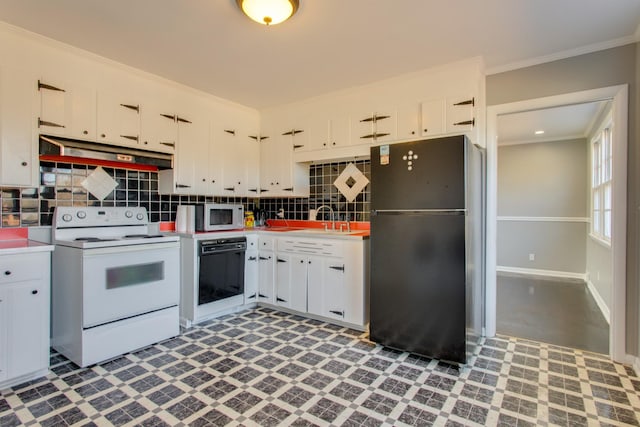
[496,266,586,281]
[634,356,640,377]
[586,279,611,324]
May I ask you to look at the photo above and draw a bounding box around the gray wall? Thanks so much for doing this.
[487,43,639,355]
[497,139,588,273]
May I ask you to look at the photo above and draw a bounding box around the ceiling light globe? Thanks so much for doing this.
[237,0,299,26]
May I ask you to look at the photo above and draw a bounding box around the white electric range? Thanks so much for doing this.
[51,206,181,367]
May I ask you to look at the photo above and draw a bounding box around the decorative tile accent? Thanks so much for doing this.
[1,308,639,427]
[333,162,369,203]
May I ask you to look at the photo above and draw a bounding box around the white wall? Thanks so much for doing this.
[497,138,588,275]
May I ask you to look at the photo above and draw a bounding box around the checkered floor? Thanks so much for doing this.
[1,307,639,426]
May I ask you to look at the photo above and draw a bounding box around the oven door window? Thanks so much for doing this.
[106,262,164,289]
[210,209,233,226]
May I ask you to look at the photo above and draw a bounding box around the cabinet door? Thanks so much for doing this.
[217,125,247,197]
[353,111,375,144]
[0,67,37,187]
[38,77,95,140]
[257,252,274,303]
[140,102,178,153]
[274,253,309,313]
[421,98,446,137]
[306,256,324,317]
[259,131,278,196]
[328,112,351,148]
[244,132,261,197]
[396,102,421,141]
[244,250,259,304]
[323,257,346,321]
[38,76,69,136]
[0,287,6,382]
[96,91,141,147]
[446,95,475,133]
[275,254,292,308]
[299,115,327,152]
[6,281,48,379]
[175,111,209,194]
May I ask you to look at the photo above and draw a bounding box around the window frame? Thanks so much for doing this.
[590,114,613,247]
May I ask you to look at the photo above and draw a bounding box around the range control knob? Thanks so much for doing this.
[125,211,134,218]
[62,214,72,222]
[136,213,145,221]
[77,211,86,219]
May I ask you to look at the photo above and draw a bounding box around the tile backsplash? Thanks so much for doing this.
[0,159,371,228]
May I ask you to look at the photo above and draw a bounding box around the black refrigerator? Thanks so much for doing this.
[369,135,484,364]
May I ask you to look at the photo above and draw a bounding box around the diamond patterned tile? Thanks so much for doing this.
[0,307,638,427]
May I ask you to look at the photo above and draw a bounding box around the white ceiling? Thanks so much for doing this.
[0,0,639,110]
[497,101,609,145]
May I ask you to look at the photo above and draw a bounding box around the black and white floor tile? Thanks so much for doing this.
[1,307,639,426]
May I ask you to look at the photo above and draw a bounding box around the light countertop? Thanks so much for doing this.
[0,239,55,255]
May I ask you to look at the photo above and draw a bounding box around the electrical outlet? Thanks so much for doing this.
[529,253,535,261]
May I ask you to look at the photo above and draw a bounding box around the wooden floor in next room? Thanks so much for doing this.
[496,273,609,355]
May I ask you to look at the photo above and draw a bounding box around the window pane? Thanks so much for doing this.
[604,184,612,210]
[593,211,601,234]
[593,189,600,209]
[604,210,611,239]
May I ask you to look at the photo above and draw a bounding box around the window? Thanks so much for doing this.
[591,121,612,243]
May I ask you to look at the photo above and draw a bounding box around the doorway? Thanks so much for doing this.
[485,85,629,362]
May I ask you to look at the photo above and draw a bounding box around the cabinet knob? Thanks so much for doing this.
[83,130,88,135]
[423,129,428,132]
[212,180,216,183]
[21,161,27,167]
[144,141,148,145]
[411,131,415,135]
[332,142,336,146]
[32,290,38,295]
[101,133,106,138]
[202,179,206,182]
[4,270,11,276]
[300,260,304,263]
[323,143,327,146]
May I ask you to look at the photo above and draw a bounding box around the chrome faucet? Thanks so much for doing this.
[315,205,335,230]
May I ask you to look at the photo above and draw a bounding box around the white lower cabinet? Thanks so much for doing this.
[0,251,52,389]
[274,236,368,329]
[274,253,307,312]
[257,236,275,304]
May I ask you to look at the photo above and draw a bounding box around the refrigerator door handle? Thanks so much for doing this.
[371,209,466,216]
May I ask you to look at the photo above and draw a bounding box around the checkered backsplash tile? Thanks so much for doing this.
[0,159,371,227]
[1,308,638,426]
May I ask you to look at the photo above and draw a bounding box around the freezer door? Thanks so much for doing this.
[371,136,466,210]
[370,212,467,363]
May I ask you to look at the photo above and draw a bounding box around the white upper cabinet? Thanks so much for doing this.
[96,90,141,147]
[140,94,179,153]
[420,98,446,138]
[38,77,96,141]
[353,108,396,145]
[0,66,37,187]
[396,102,421,141]
[445,94,475,133]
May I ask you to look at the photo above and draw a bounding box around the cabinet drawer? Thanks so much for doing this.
[246,235,258,249]
[278,238,343,257]
[258,236,275,251]
[0,255,43,284]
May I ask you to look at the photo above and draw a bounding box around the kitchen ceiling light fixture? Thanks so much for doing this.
[236,0,299,26]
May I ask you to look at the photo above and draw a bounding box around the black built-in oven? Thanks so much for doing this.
[198,237,246,305]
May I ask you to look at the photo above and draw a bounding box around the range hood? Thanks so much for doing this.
[39,135,173,169]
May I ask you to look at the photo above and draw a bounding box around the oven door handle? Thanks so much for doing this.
[82,241,180,256]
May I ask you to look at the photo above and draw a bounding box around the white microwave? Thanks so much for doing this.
[194,203,244,231]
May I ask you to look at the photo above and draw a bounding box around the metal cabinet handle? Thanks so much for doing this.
[453,98,474,106]
[293,144,304,149]
[259,256,269,260]
[277,258,287,263]
[120,104,140,113]
[224,187,235,191]
[329,265,345,272]
[120,135,139,142]
[175,183,191,189]
[160,113,176,121]
[282,187,293,192]
[38,80,65,92]
[282,129,304,136]
[329,310,344,317]
[176,116,192,124]
[224,129,235,135]
[258,293,268,298]
[38,118,65,129]
[248,256,257,261]
[160,141,175,148]
[276,297,286,302]
[247,293,256,299]
[453,119,475,127]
